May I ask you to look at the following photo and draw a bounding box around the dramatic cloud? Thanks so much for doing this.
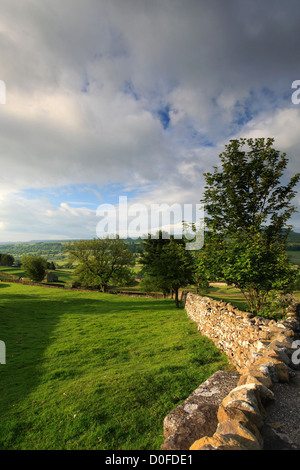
[0,0,300,240]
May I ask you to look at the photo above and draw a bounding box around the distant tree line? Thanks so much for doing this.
[286,244,300,251]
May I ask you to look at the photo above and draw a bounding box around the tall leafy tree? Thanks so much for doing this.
[200,137,300,315]
[21,255,47,282]
[65,237,135,292]
[139,231,195,307]
[0,254,14,266]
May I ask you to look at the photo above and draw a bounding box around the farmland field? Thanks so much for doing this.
[0,282,231,450]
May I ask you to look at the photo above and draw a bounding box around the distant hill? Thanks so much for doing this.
[0,241,67,262]
[0,237,143,262]
[0,233,299,259]
[287,231,300,245]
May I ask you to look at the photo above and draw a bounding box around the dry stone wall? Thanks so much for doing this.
[162,292,300,451]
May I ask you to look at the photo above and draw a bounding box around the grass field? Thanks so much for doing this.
[0,282,232,450]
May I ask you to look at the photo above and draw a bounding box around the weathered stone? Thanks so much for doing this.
[258,330,272,340]
[268,325,295,338]
[240,367,273,389]
[265,345,291,366]
[217,405,263,442]
[162,293,300,451]
[195,444,222,450]
[252,357,279,383]
[272,334,295,348]
[215,419,262,450]
[221,384,265,428]
[274,362,290,383]
[237,376,275,405]
[161,371,240,450]
[190,434,248,450]
[253,356,290,383]
[238,374,259,387]
[189,435,224,450]
[161,405,219,450]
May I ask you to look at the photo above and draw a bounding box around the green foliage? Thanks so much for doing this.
[138,275,162,294]
[21,254,47,282]
[0,253,14,266]
[65,237,135,292]
[201,137,300,317]
[203,137,300,236]
[47,261,56,270]
[139,232,195,307]
[0,241,66,257]
[258,291,297,320]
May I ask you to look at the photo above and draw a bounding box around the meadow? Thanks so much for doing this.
[0,281,231,450]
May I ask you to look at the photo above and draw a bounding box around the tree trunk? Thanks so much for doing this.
[174,289,179,308]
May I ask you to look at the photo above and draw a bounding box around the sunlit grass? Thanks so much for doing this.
[0,282,231,450]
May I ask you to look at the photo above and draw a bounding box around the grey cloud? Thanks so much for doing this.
[0,0,299,238]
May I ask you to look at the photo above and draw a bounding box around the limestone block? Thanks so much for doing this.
[161,371,240,450]
[237,375,275,405]
[221,384,265,428]
[217,405,262,443]
[253,356,290,383]
[215,419,262,450]
[190,434,248,450]
[245,368,273,389]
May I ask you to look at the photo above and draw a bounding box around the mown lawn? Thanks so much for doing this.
[0,282,231,450]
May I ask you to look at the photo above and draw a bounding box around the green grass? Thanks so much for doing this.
[0,266,27,278]
[198,284,300,314]
[0,282,231,450]
[202,285,249,311]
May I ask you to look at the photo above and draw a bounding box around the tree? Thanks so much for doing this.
[65,237,135,292]
[21,255,47,282]
[139,231,195,307]
[47,261,56,270]
[0,253,14,266]
[201,137,300,315]
[138,231,171,296]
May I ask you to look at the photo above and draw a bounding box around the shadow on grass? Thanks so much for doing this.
[0,284,177,422]
[0,282,9,289]
[0,283,233,450]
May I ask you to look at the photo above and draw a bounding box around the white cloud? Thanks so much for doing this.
[239,107,300,175]
[0,195,98,242]
[0,0,300,240]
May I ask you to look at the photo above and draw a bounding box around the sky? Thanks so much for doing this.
[0,0,300,242]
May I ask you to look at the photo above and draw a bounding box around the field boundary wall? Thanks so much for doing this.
[162,292,300,450]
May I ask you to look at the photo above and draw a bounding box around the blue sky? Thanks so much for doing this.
[0,0,300,241]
